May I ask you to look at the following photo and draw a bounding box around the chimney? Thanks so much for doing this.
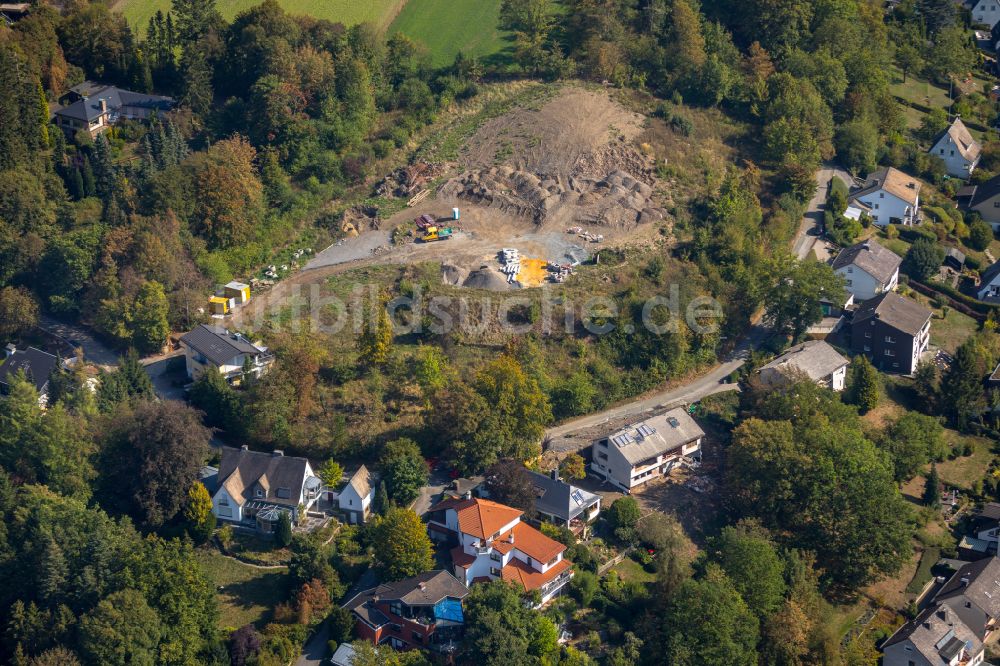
[961,575,971,586]
[241,444,249,451]
[550,469,559,482]
[418,582,427,591]
[272,450,284,457]
[4,343,15,358]
[508,532,515,544]
[99,98,107,114]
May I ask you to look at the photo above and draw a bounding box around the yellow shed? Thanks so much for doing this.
[208,296,230,315]
[223,281,250,305]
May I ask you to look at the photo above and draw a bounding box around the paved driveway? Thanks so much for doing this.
[38,315,120,368]
[791,164,853,260]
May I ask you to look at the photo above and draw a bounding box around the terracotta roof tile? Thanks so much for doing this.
[501,557,573,591]
[450,546,476,569]
[455,498,523,539]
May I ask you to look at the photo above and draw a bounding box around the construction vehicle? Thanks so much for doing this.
[421,226,454,242]
[414,213,436,230]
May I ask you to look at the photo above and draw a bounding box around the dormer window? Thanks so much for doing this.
[276,487,291,499]
[256,488,264,498]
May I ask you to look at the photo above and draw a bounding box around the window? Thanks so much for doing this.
[873,215,879,221]
[218,507,232,518]
[491,552,502,562]
[884,335,895,343]
[219,496,228,506]
[884,349,895,357]
[412,631,422,641]
[951,150,955,156]
[597,452,608,461]
[864,331,871,338]
[874,203,879,210]
[847,267,853,273]
[879,192,884,198]
[276,487,291,499]
[864,345,871,352]
[490,567,501,576]
[940,149,945,155]
[845,279,852,286]
[255,488,264,498]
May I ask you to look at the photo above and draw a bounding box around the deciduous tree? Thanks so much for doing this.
[370,507,434,580]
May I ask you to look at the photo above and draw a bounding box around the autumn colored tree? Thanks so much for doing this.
[0,286,39,340]
[295,579,331,625]
[370,507,434,580]
[559,453,586,480]
[190,136,264,249]
[183,480,216,543]
[472,355,552,463]
[357,299,393,369]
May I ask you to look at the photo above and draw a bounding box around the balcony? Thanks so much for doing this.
[541,571,573,595]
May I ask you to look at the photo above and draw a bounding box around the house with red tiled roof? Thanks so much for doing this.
[425,497,573,605]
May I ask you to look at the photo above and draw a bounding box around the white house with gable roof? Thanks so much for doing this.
[590,407,704,492]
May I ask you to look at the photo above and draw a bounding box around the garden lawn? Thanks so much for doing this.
[389,0,509,67]
[905,547,940,595]
[889,66,954,111]
[195,548,289,630]
[115,0,403,33]
[936,432,994,491]
[928,306,979,355]
[611,558,657,585]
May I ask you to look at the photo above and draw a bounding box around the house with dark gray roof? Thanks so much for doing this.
[935,557,1000,641]
[882,604,984,666]
[52,81,175,138]
[850,292,931,375]
[210,446,322,532]
[0,345,59,407]
[343,570,469,653]
[758,340,850,392]
[978,260,1000,302]
[960,173,1000,231]
[528,470,601,534]
[831,239,901,301]
[179,325,273,384]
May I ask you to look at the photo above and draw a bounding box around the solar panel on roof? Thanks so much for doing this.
[637,424,656,437]
[571,490,585,506]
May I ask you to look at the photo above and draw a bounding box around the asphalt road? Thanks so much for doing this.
[791,165,854,260]
[38,315,121,368]
[410,468,453,517]
[545,323,769,447]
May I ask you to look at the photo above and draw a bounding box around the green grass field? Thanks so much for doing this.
[389,0,509,67]
[115,0,403,34]
[195,548,289,629]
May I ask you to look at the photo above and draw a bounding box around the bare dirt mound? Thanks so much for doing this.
[462,265,511,291]
[438,87,667,230]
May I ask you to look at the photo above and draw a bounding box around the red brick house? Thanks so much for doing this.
[342,570,469,653]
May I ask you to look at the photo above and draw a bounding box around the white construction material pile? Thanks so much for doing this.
[499,248,520,284]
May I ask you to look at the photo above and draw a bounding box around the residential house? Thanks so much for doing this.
[882,604,985,666]
[960,503,1000,558]
[343,570,469,652]
[589,407,704,492]
[978,260,1000,301]
[758,340,850,392]
[528,470,601,535]
[935,557,1000,641]
[958,174,1000,231]
[831,239,902,301]
[53,82,175,137]
[850,292,932,375]
[338,466,375,524]
[209,446,322,533]
[179,324,274,383]
[443,476,485,501]
[0,3,29,24]
[930,118,982,179]
[425,497,574,605]
[971,0,1000,28]
[0,345,58,407]
[846,166,922,227]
